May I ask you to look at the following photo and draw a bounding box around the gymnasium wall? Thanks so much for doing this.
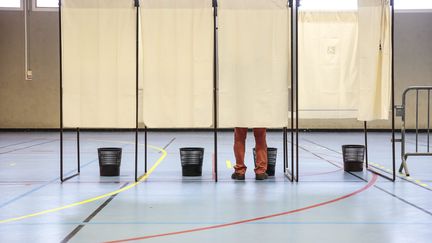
[0,10,431,129]
[0,10,59,128]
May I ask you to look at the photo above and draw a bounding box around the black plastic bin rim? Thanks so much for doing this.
[253,147,277,150]
[342,145,365,149]
[98,147,122,151]
[180,147,204,151]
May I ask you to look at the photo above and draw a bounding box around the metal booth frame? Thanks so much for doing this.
[59,0,144,182]
[284,0,299,182]
[293,0,397,182]
[57,0,301,183]
[365,0,397,181]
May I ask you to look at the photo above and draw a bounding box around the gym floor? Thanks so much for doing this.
[0,131,431,243]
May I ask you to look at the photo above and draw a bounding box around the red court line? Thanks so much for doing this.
[105,174,378,243]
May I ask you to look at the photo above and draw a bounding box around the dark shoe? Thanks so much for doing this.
[231,173,245,180]
[255,173,268,180]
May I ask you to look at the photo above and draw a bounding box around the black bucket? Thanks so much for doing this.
[98,147,122,176]
[180,147,204,176]
[342,145,365,172]
[253,147,277,176]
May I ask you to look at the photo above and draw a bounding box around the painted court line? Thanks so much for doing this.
[298,139,432,218]
[104,174,378,243]
[0,158,98,209]
[303,138,432,190]
[0,145,167,224]
[10,220,432,226]
[373,185,432,216]
[161,138,176,152]
[61,182,130,243]
[0,139,41,149]
[300,168,342,177]
[225,160,232,169]
[369,162,431,190]
[0,139,58,154]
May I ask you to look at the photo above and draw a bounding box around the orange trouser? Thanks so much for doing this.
[233,127,268,175]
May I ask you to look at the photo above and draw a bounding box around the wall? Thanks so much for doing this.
[0,9,431,129]
[0,10,59,128]
[394,11,432,130]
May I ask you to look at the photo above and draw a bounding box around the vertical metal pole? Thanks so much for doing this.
[428,90,430,152]
[59,0,64,182]
[390,0,396,181]
[145,126,148,173]
[283,4,289,178]
[295,0,299,182]
[399,91,407,173]
[283,0,290,176]
[134,0,140,182]
[24,0,29,80]
[283,127,287,173]
[77,127,80,173]
[213,0,219,182]
[399,103,406,172]
[290,0,294,182]
[416,90,419,152]
[364,121,368,168]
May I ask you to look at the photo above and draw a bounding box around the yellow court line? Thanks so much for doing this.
[371,161,431,189]
[0,143,166,224]
[226,160,233,169]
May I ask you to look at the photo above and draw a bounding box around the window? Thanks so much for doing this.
[395,0,432,10]
[300,0,432,11]
[35,0,57,8]
[300,0,357,11]
[0,0,22,10]
[33,0,57,11]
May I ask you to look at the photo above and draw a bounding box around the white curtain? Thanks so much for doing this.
[357,0,391,121]
[140,0,213,128]
[62,0,136,128]
[218,0,291,128]
[62,0,390,128]
[298,1,391,121]
[298,11,359,119]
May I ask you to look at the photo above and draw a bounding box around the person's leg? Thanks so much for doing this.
[253,128,268,177]
[233,127,248,175]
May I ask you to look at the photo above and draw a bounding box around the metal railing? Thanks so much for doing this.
[396,86,432,176]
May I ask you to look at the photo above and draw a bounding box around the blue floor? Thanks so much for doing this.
[0,131,431,243]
